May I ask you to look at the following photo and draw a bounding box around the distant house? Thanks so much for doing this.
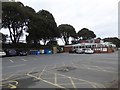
[64,38,116,53]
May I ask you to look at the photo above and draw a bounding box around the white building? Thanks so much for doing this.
[64,39,116,53]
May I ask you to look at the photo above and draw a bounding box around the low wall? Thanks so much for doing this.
[64,46,115,53]
[93,47,115,53]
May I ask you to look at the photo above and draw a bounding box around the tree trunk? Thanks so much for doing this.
[63,36,69,45]
[8,27,14,43]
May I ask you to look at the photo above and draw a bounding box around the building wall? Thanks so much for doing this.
[64,47,72,52]
[63,44,116,53]
[93,47,114,53]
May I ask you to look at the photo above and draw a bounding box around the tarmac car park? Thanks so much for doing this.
[1,51,118,89]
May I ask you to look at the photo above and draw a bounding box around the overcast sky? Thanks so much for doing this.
[1,0,119,44]
[15,0,119,39]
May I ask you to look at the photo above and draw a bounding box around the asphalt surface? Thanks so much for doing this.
[1,51,118,89]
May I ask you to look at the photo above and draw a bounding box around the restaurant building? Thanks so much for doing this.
[64,39,116,53]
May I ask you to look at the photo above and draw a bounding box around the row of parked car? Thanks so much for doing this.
[0,49,28,57]
[69,48,94,54]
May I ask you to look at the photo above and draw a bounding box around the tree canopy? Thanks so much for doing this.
[37,10,59,40]
[58,24,76,45]
[2,2,34,43]
[78,28,96,40]
[2,1,116,46]
[103,37,120,48]
[26,10,59,45]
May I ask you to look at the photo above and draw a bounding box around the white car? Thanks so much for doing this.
[84,48,94,54]
[0,50,6,57]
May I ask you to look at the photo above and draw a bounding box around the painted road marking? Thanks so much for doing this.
[2,73,19,81]
[9,59,14,63]
[21,59,27,61]
[33,58,38,60]
[94,66,108,71]
[27,71,67,89]
[59,82,88,85]
[49,64,57,70]
[25,64,106,88]
[38,66,47,78]
[82,64,91,69]
[42,77,67,80]
[8,81,18,89]
[2,67,35,79]
[44,69,105,88]
[55,73,57,84]
[69,77,77,88]
[0,80,18,89]
[6,64,26,68]
[82,64,117,73]
[71,63,117,73]
[2,69,29,81]
[2,61,110,89]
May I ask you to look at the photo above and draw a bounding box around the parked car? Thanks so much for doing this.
[17,50,28,56]
[69,49,76,53]
[0,49,6,57]
[4,49,17,56]
[84,48,94,54]
[75,48,84,54]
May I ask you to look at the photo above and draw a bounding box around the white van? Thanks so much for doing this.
[84,48,94,54]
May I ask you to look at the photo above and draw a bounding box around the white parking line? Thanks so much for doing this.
[7,64,26,68]
[26,65,105,88]
[27,70,67,89]
[59,82,87,85]
[38,66,46,78]
[71,62,117,73]
[9,59,14,63]
[2,70,25,81]
[44,69,105,88]
[69,77,77,88]
[21,59,27,61]
[55,73,57,84]
[82,64,117,73]
[51,64,57,69]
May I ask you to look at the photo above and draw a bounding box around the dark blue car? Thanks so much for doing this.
[17,50,28,56]
[5,49,17,56]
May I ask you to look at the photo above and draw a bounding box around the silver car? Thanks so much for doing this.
[0,49,6,57]
[75,48,84,54]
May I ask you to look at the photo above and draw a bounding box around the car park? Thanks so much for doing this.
[2,52,118,88]
[0,49,6,57]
